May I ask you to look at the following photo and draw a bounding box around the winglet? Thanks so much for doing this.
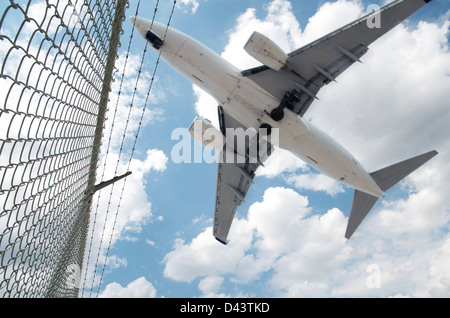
[345,150,438,239]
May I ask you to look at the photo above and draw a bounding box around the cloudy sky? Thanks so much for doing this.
[81,0,450,298]
[3,0,447,298]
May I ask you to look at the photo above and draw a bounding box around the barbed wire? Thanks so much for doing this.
[94,0,178,297]
[80,0,144,298]
[81,0,178,297]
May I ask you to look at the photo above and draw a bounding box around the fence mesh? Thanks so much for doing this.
[0,0,127,297]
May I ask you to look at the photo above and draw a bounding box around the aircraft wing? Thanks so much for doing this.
[243,0,431,117]
[213,154,260,244]
[213,107,270,244]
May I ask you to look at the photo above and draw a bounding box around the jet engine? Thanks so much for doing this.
[244,31,288,71]
[188,117,225,152]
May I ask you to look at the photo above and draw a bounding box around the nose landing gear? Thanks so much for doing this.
[146,30,164,50]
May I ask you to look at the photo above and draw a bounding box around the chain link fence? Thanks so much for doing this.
[0,0,127,297]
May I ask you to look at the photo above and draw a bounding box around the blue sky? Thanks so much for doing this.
[2,0,448,298]
[83,0,450,298]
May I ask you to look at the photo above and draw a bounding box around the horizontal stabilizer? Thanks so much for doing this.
[345,150,438,239]
[345,190,379,239]
[370,150,438,192]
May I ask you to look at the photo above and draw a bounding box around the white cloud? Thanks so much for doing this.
[426,237,450,297]
[82,148,168,292]
[104,52,166,151]
[78,34,171,291]
[256,147,306,178]
[99,276,157,298]
[164,0,450,297]
[81,50,169,291]
[163,186,351,295]
[299,0,363,45]
[163,183,450,297]
[198,276,228,298]
[177,0,202,14]
[81,42,170,286]
[193,84,219,127]
[24,0,87,37]
[162,220,254,283]
[286,171,345,196]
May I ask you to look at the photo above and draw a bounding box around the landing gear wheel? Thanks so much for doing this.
[259,123,272,136]
[270,107,284,122]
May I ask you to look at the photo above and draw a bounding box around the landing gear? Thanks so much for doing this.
[284,91,301,110]
[259,123,272,136]
[257,123,274,161]
[269,90,301,122]
[146,30,164,50]
[270,107,284,122]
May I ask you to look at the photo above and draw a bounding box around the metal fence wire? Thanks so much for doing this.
[0,0,128,297]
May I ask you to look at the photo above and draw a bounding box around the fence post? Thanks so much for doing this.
[44,0,129,298]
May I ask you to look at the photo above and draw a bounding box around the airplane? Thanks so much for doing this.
[130,0,437,245]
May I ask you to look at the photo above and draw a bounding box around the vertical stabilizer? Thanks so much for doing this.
[345,150,438,239]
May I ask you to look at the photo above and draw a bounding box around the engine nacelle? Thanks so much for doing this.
[188,117,225,152]
[244,31,288,71]
[188,117,274,163]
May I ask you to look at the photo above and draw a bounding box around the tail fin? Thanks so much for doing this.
[345,150,438,239]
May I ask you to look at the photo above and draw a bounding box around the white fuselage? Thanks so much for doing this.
[131,18,384,198]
